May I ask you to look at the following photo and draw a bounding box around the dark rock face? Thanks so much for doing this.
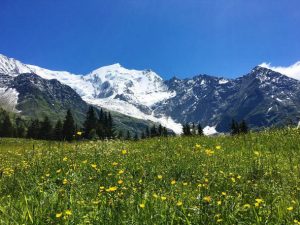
[157,66,300,131]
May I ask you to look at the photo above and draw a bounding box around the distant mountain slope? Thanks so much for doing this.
[1,53,300,134]
[0,72,156,135]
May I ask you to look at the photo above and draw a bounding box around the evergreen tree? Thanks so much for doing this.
[126,131,131,140]
[192,122,196,135]
[158,124,163,136]
[62,109,75,141]
[150,125,157,137]
[239,120,248,134]
[0,111,14,137]
[117,130,124,139]
[107,112,114,138]
[134,133,139,141]
[183,123,191,136]
[230,119,239,135]
[27,119,41,139]
[162,127,168,137]
[145,127,150,138]
[84,106,98,139]
[54,120,63,141]
[197,123,203,136]
[15,117,26,138]
[39,116,53,140]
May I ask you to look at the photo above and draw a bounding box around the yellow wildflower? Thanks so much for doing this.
[161,196,167,201]
[106,186,118,192]
[203,196,211,203]
[121,150,127,155]
[176,201,183,206]
[215,145,221,150]
[65,209,72,216]
[139,203,145,208]
[157,175,163,179]
[171,180,176,185]
[56,212,63,218]
[118,180,123,184]
[287,206,294,211]
[63,178,68,185]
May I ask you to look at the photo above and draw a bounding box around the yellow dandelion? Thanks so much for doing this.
[63,157,68,161]
[112,162,118,166]
[243,204,251,209]
[287,206,294,211]
[139,203,145,208]
[106,186,118,192]
[121,150,127,155]
[217,200,222,205]
[118,170,124,174]
[203,196,211,203]
[157,175,163,179]
[176,201,183,206]
[153,193,158,198]
[91,164,97,169]
[65,209,72,216]
[231,177,236,183]
[255,198,263,204]
[221,192,227,196]
[161,196,167,201]
[195,144,201,148]
[254,151,260,156]
[171,180,176,185]
[63,178,68,185]
[56,212,63,218]
[215,145,221,150]
[117,180,123,184]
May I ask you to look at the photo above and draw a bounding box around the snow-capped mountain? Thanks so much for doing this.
[0,54,182,133]
[1,53,300,134]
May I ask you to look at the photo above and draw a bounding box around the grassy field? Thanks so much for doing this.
[1,129,300,224]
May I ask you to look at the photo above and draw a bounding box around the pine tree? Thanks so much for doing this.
[150,125,157,137]
[192,122,196,135]
[126,131,131,140]
[158,124,163,136]
[15,117,26,138]
[162,127,168,137]
[107,112,114,138]
[183,123,191,136]
[27,119,41,139]
[230,119,239,135]
[197,123,203,136]
[134,133,139,141]
[145,127,150,138]
[39,116,53,140]
[84,106,98,139]
[62,109,75,141]
[239,120,248,134]
[0,111,14,137]
[54,120,63,141]
[117,130,124,139]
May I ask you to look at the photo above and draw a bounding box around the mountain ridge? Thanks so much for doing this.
[1,53,300,134]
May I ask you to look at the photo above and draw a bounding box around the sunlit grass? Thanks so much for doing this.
[1,128,300,224]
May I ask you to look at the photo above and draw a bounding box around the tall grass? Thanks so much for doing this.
[1,128,300,224]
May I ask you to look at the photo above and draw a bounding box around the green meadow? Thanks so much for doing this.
[1,128,300,224]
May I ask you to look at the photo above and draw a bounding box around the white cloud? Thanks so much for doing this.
[259,61,300,80]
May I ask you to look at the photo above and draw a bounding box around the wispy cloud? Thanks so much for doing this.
[259,61,300,80]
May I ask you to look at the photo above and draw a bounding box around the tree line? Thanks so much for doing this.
[0,106,171,141]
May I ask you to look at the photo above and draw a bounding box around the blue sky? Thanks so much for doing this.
[0,0,299,79]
